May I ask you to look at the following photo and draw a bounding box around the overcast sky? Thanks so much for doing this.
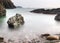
[12,0,60,8]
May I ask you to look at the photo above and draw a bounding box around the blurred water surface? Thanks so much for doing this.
[0,8,60,42]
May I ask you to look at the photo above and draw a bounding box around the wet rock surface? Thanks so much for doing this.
[0,4,6,17]
[0,0,16,9]
[30,8,60,14]
[7,13,24,28]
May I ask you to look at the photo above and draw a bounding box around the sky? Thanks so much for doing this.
[12,0,60,8]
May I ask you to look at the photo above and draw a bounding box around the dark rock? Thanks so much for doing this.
[7,13,24,28]
[55,14,60,21]
[41,33,50,38]
[0,37,4,42]
[30,8,60,14]
[0,4,6,17]
[0,0,16,9]
[31,9,45,13]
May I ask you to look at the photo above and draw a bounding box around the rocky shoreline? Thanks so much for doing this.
[30,8,60,14]
[0,33,60,43]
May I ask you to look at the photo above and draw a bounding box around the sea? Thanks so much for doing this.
[0,8,60,43]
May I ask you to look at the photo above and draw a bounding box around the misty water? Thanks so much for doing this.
[0,8,60,42]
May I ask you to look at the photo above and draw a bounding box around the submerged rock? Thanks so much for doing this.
[0,4,6,17]
[55,14,60,21]
[0,0,16,9]
[7,14,24,28]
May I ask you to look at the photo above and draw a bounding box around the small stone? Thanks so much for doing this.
[46,36,59,40]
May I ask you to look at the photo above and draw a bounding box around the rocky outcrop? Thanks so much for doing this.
[7,13,24,28]
[0,4,6,17]
[0,0,16,9]
[55,14,60,21]
[30,8,60,14]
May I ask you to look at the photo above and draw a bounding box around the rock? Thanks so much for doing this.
[0,4,6,17]
[31,9,45,13]
[0,37,4,42]
[7,13,24,28]
[30,8,60,14]
[0,0,16,9]
[41,33,50,38]
[55,14,60,21]
[46,36,59,40]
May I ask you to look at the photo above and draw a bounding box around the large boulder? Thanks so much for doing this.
[0,0,16,9]
[0,4,6,17]
[7,14,24,28]
[55,14,60,21]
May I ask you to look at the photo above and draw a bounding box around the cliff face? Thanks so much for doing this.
[0,0,16,9]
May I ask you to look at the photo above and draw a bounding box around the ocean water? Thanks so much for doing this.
[0,8,60,42]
